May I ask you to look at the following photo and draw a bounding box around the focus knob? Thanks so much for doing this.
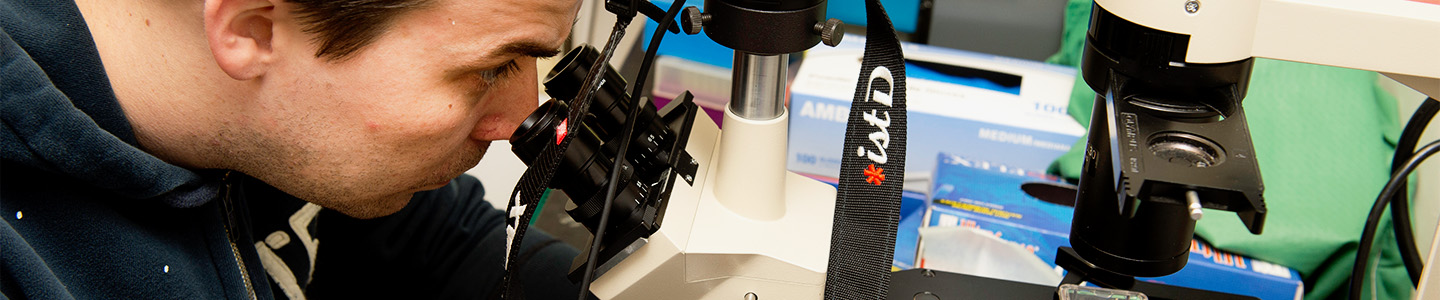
[815,18,844,47]
[681,6,706,35]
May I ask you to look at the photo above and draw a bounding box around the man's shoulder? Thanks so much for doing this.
[1,165,259,299]
[2,9,215,206]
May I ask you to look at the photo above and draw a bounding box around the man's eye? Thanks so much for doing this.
[477,60,521,84]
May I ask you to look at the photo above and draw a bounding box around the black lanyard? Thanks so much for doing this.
[823,0,907,299]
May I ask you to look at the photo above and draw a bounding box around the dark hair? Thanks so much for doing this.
[286,0,434,61]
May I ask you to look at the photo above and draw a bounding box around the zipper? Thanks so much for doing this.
[221,171,259,300]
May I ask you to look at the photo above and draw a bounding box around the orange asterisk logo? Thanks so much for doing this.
[555,118,569,145]
[864,164,885,185]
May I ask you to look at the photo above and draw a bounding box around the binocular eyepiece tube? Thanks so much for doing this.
[509,45,700,281]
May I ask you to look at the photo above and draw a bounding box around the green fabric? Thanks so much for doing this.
[1043,1,1411,299]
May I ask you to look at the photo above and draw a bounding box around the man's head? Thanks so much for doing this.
[201,0,581,218]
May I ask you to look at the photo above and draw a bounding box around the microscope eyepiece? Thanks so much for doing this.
[509,45,700,282]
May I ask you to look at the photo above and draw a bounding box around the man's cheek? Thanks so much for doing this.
[369,115,463,146]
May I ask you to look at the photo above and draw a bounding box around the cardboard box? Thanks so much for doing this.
[786,34,1084,192]
[920,152,1304,300]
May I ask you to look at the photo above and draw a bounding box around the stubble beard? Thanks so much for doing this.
[283,143,489,219]
[220,124,491,219]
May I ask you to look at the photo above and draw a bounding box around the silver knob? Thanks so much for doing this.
[1186,190,1204,221]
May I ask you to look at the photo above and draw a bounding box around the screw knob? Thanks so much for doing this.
[815,18,844,47]
[682,6,705,35]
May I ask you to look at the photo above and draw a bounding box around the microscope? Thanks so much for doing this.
[1066,0,1439,292]
[894,0,1439,299]
[507,0,865,298]
[508,0,1440,299]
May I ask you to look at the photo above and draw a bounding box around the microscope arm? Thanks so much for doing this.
[1095,0,1440,97]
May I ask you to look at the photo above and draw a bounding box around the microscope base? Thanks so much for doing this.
[588,105,838,300]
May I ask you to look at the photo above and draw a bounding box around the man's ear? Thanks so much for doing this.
[204,0,277,80]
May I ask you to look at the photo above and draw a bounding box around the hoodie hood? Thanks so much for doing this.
[1,3,217,207]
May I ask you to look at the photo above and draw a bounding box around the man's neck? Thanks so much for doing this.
[75,0,250,170]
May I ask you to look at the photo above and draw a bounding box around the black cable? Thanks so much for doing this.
[576,1,685,299]
[1349,138,1440,300]
[626,0,685,100]
[571,16,636,300]
[1389,97,1438,285]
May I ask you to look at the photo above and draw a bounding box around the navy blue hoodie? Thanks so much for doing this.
[2,2,583,299]
[1,1,277,299]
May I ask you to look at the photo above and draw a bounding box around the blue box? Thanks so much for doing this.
[921,152,1304,300]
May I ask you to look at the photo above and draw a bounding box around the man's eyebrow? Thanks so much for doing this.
[499,42,562,58]
[447,42,563,80]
